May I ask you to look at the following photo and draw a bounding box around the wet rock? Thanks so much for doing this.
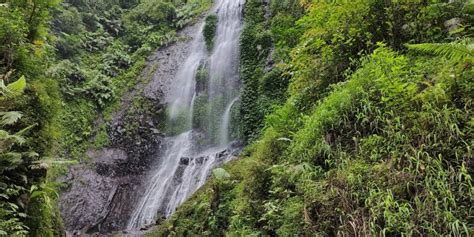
[143,24,200,100]
[59,22,202,234]
[179,157,190,166]
[195,156,207,165]
[106,98,165,176]
[59,149,147,235]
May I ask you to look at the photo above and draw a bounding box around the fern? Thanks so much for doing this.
[406,39,474,61]
[0,129,26,148]
[0,111,22,126]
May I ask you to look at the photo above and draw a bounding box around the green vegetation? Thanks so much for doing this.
[0,0,212,235]
[1,0,473,236]
[239,0,300,143]
[203,14,218,51]
[153,0,473,236]
[0,0,64,235]
[52,0,212,159]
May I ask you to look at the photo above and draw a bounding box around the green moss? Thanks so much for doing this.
[203,14,218,51]
[239,0,276,143]
[93,124,110,149]
[26,195,65,237]
[195,64,209,93]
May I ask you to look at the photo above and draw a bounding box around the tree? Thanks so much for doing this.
[0,8,28,74]
[8,0,61,40]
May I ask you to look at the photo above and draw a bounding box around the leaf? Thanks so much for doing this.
[406,39,474,61]
[212,168,230,180]
[30,191,44,199]
[0,130,26,152]
[0,79,7,96]
[0,131,26,146]
[2,152,23,168]
[8,202,19,211]
[30,185,38,193]
[0,111,23,126]
[17,212,27,218]
[15,123,37,136]
[22,151,39,159]
[0,129,10,139]
[277,137,292,142]
[6,76,26,95]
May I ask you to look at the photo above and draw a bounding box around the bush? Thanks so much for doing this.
[55,33,82,59]
[83,73,115,108]
[81,29,114,52]
[52,6,84,35]
[99,42,132,77]
[124,0,176,26]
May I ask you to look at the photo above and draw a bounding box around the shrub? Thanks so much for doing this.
[83,73,115,108]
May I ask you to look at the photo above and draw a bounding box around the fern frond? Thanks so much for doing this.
[0,112,23,126]
[406,39,474,61]
[0,129,26,153]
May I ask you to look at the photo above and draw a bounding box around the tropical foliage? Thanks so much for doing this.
[153,0,473,236]
[1,0,473,235]
[0,0,212,235]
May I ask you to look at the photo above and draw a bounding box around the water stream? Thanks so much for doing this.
[127,0,244,230]
[220,97,239,146]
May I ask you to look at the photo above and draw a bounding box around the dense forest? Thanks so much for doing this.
[0,0,472,236]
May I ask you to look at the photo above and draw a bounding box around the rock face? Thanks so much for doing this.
[59,102,165,235]
[59,149,147,234]
[58,22,204,235]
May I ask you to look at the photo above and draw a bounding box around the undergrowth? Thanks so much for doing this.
[152,0,473,236]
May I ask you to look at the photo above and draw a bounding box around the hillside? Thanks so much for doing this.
[0,0,473,236]
[153,0,474,236]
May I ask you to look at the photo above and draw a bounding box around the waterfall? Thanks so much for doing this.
[220,97,239,146]
[167,25,206,124]
[127,0,244,230]
[207,0,243,144]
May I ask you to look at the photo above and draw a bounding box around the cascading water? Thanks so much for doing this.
[220,97,239,146]
[166,25,205,122]
[127,0,244,230]
[208,0,243,145]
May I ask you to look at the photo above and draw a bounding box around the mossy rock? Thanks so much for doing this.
[204,14,218,51]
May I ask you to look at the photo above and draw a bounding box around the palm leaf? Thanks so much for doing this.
[406,39,474,61]
[15,123,37,136]
[0,130,25,144]
[0,79,8,97]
